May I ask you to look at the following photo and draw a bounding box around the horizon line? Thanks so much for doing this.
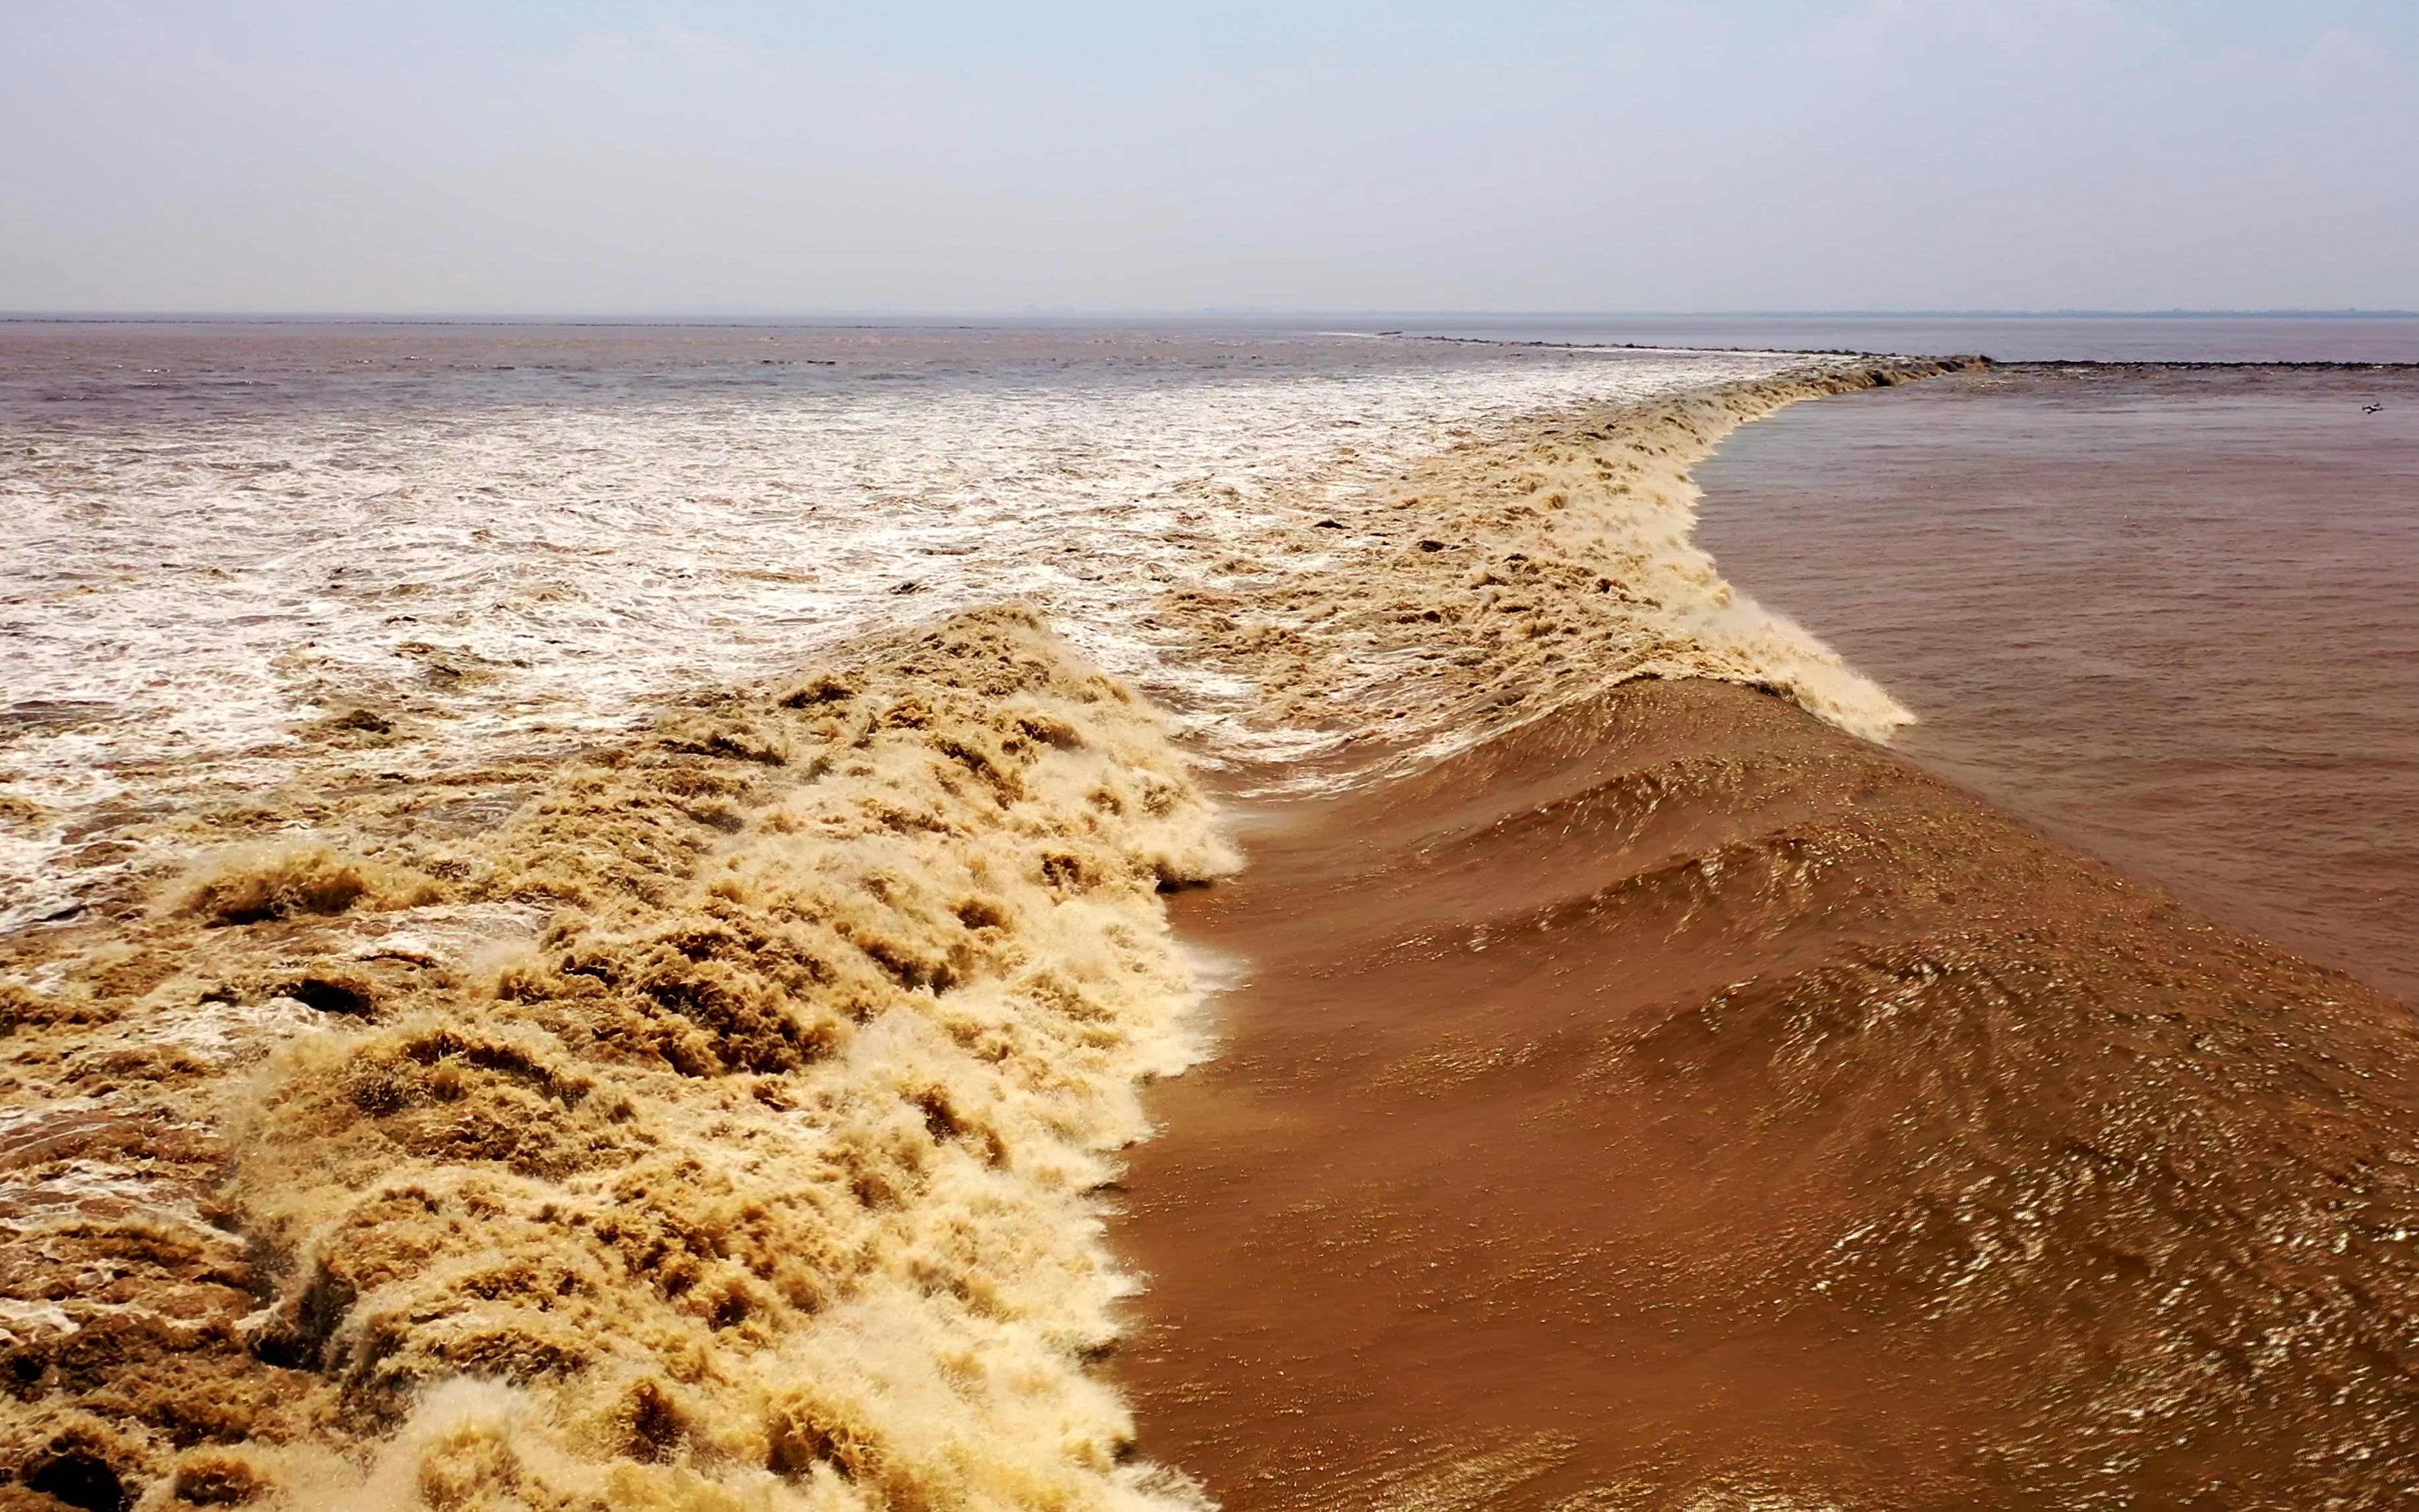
[5,307,2418,326]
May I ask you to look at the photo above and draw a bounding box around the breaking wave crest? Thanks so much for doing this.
[0,351,1971,1510]
[3,610,1230,1510]
[1157,365,1953,788]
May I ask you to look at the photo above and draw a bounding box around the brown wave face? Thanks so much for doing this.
[0,355,1963,1512]
[1111,678,2419,1510]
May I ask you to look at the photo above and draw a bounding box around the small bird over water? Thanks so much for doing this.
[2364,403,2386,414]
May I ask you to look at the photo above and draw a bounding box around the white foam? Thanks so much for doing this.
[0,347,1809,928]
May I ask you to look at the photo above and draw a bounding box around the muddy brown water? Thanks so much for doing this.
[1113,366,2419,1507]
[1695,365,2419,1004]
[1113,680,2419,1509]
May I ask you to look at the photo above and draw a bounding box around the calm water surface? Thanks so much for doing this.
[1699,365,2419,1000]
[1386,312,2419,363]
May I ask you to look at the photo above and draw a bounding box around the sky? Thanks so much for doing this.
[3,1,2416,314]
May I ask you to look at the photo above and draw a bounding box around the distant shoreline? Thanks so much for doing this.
[5,308,2418,325]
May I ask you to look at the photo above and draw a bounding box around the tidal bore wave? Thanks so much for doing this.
[13,351,2414,1511]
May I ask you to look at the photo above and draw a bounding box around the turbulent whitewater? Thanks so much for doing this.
[0,326,1944,1511]
[0,331,1871,933]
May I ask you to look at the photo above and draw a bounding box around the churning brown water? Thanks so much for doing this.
[10,326,2419,1511]
[0,328,1932,1510]
[1111,365,2419,1511]
[1115,689,2419,1512]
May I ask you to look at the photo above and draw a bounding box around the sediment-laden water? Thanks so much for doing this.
[0,325,1929,1510]
[1695,363,2419,1003]
[3,321,2413,1512]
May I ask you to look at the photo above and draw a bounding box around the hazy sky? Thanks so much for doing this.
[4,1,2415,314]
